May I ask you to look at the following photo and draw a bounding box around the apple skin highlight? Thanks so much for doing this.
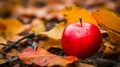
[62,22,102,58]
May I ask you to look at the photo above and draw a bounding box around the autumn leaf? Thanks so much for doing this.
[103,42,120,56]
[41,22,65,39]
[76,62,96,67]
[0,18,25,38]
[0,36,7,44]
[92,9,120,33]
[6,49,19,58]
[38,38,62,49]
[29,18,45,35]
[61,5,98,26]
[7,35,23,42]
[39,22,65,48]
[0,54,7,64]
[18,48,78,67]
[46,38,62,48]
[108,30,120,45]
[0,23,6,32]
[103,42,116,55]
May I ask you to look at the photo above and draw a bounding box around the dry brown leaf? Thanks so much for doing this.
[29,18,45,35]
[6,49,20,58]
[92,9,120,33]
[0,54,7,64]
[98,41,106,53]
[0,45,4,50]
[103,46,116,55]
[0,36,7,44]
[45,10,64,21]
[108,30,120,45]
[61,5,98,26]
[76,62,96,67]
[103,42,120,57]
[103,42,117,55]
[41,22,65,39]
[104,42,115,49]
[38,41,49,49]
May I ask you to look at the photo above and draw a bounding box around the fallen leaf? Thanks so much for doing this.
[98,41,106,53]
[45,10,64,21]
[0,23,7,32]
[46,38,61,48]
[7,35,23,42]
[104,42,115,49]
[0,21,7,36]
[29,18,45,35]
[18,48,78,67]
[103,42,120,57]
[61,5,98,26]
[13,64,20,67]
[38,38,62,49]
[108,30,120,45]
[6,49,19,58]
[76,62,96,67]
[103,45,116,55]
[41,22,65,39]
[0,18,25,38]
[0,45,4,51]
[39,22,65,48]
[0,36,7,44]
[103,42,118,55]
[92,9,120,33]
[0,54,7,64]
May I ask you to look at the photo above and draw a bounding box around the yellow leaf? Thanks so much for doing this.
[108,30,120,45]
[103,47,115,55]
[39,22,65,48]
[46,38,61,48]
[41,22,65,39]
[0,18,25,38]
[103,42,120,55]
[7,35,23,42]
[61,5,98,26]
[29,18,45,35]
[0,54,7,64]
[92,9,120,33]
[104,42,115,49]
[38,38,61,49]
[98,41,106,53]
[103,42,116,55]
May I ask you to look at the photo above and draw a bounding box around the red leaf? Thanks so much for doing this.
[18,48,78,66]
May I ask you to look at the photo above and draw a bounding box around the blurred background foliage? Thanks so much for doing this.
[0,0,120,18]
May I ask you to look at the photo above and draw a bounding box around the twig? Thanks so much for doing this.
[0,33,35,53]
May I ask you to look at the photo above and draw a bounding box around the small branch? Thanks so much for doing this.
[0,33,35,54]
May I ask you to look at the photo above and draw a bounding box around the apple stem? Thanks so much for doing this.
[79,18,82,27]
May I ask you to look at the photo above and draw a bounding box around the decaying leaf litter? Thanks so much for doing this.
[0,0,120,67]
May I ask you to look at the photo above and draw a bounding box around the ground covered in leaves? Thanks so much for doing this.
[0,0,120,67]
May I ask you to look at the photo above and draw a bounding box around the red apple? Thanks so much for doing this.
[62,19,102,58]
